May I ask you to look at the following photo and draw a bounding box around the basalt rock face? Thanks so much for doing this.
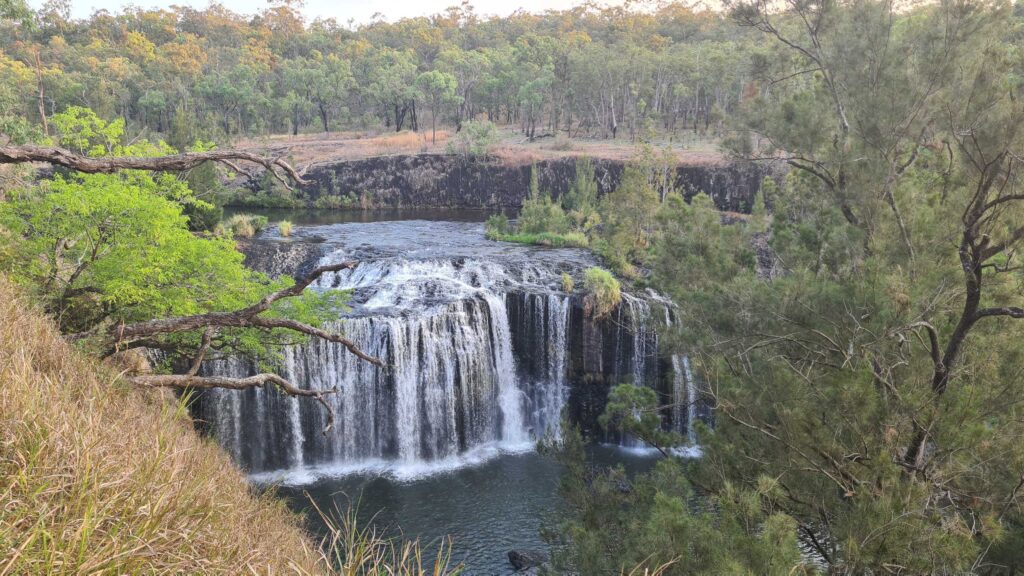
[299,154,771,213]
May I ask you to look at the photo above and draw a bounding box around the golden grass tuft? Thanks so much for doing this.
[362,130,449,156]
[0,275,461,575]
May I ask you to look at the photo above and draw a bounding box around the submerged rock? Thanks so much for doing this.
[508,549,549,571]
[238,235,326,279]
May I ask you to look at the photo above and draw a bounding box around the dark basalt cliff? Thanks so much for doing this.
[295,154,772,213]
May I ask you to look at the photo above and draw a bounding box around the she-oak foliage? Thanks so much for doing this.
[543,1,1024,574]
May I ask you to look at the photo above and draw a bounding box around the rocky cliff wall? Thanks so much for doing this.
[293,154,773,213]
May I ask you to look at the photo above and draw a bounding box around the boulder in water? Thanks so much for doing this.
[508,549,549,571]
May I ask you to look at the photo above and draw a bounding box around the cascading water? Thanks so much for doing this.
[197,220,583,476]
[196,219,701,479]
[661,302,701,445]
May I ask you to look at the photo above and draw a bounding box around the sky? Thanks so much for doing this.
[30,0,621,24]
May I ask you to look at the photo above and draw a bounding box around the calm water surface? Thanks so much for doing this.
[269,446,660,575]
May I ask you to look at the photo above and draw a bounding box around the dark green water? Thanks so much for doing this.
[267,446,660,575]
[223,207,512,226]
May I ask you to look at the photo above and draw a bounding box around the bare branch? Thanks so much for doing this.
[974,307,1024,320]
[131,373,336,434]
[0,144,309,190]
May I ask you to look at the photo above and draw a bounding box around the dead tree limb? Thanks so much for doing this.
[0,144,309,190]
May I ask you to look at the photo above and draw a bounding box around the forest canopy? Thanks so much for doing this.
[0,0,755,143]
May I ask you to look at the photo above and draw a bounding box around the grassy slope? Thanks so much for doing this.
[0,275,327,574]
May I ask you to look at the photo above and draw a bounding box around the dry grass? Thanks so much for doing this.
[234,126,723,169]
[236,131,450,167]
[0,275,462,575]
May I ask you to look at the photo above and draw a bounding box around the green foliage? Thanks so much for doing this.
[220,213,269,238]
[653,192,755,293]
[488,230,588,248]
[0,2,757,144]
[313,194,360,210]
[0,107,347,365]
[484,213,510,237]
[563,156,600,230]
[0,174,262,334]
[599,384,681,453]
[540,427,806,575]
[518,194,570,236]
[560,272,574,293]
[516,165,571,235]
[278,220,293,237]
[447,119,498,157]
[594,164,659,277]
[583,267,620,319]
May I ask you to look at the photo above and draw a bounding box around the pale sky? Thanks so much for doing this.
[30,0,618,24]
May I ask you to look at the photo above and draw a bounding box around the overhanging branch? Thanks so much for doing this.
[0,144,309,190]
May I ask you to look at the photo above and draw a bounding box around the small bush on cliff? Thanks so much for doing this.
[485,213,510,238]
[561,272,574,293]
[519,165,570,235]
[583,267,620,319]
[221,213,269,238]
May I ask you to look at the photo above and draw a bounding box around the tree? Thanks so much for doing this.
[0,108,379,426]
[596,163,658,276]
[677,0,1024,571]
[415,69,458,143]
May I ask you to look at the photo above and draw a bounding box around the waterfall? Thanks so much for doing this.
[662,304,700,445]
[198,254,575,475]
[197,217,705,477]
[682,356,698,445]
[484,292,527,445]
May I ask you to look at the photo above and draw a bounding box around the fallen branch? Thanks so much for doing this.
[0,144,309,190]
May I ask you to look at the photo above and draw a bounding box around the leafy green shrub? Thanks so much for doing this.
[518,197,570,235]
[561,272,574,293]
[447,119,498,157]
[314,193,360,210]
[564,157,600,230]
[182,199,223,232]
[278,220,293,237]
[485,213,510,238]
[584,267,621,318]
[599,384,681,452]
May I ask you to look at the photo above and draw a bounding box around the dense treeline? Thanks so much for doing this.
[0,0,756,144]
